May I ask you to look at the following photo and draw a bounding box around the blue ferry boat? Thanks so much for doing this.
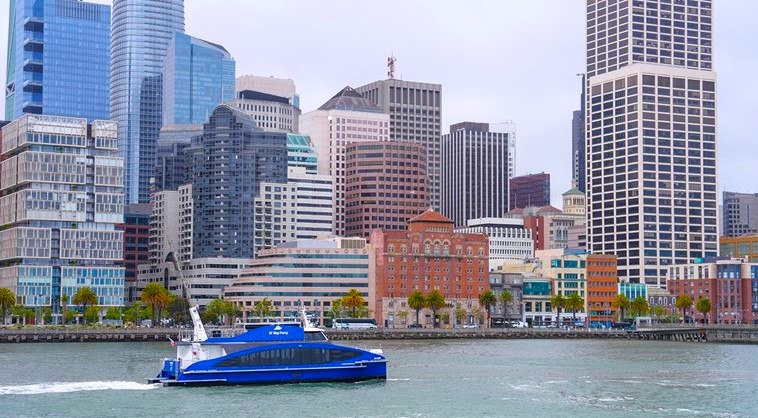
[148,308,387,386]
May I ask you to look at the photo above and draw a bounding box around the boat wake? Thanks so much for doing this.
[0,381,158,395]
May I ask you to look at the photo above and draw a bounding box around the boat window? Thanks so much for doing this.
[304,332,327,341]
[215,347,361,368]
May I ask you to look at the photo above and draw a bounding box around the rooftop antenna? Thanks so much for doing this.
[387,53,397,79]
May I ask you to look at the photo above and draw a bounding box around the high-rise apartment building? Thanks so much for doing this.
[0,115,125,318]
[186,105,288,259]
[5,0,111,121]
[110,0,185,204]
[162,33,235,125]
[153,124,202,193]
[722,192,758,237]
[441,122,513,227]
[509,173,551,210]
[345,141,429,238]
[585,0,718,286]
[356,79,442,209]
[299,86,390,235]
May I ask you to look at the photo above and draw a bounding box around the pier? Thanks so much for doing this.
[633,324,758,343]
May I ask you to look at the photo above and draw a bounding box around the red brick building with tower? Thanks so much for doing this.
[369,209,490,327]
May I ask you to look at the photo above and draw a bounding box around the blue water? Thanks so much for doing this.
[0,339,756,417]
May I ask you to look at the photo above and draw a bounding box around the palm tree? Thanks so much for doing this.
[426,289,445,328]
[696,297,712,324]
[499,290,514,320]
[407,290,426,326]
[0,287,15,325]
[329,299,343,320]
[73,287,98,324]
[550,293,566,325]
[341,289,365,317]
[479,290,497,328]
[675,294,694,323]
[630,296,649,318]
[141,283,171,324]
[565,293,584,322]
[61,294,69,325]
[611,294,630,322]
[253,298,273,320]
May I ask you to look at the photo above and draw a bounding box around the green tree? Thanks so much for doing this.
[64,309,76,325]
[479,290,497,328]
[499,290,514,320]
[105,307,121,321]
[205,298,239,325]
[611,294,630,322]
[630,296,649,318]
[565,293,584,322]
[651,305,665,323]
[168,297,191,325]
[141,283,171,324]
[426,289,446,328]
[696,297,712,324]
[85,306,100,324]
[329,299,343,319]
[43,306,53,324]
[675,294,694,323]
[253,298,273,320]
[60,294,69,325]
[550,293,566,325]
[407,290,426,326]
[0,287,15,325]
[73,287,98,324]
[454,304,466,327]
[341,289,365,317]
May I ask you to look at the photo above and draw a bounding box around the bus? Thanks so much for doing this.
[332,318,377,330]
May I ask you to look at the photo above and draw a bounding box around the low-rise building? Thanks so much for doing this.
[720,235,758,262]
[456,217,534,271]
[370,209,490,327]
[522,276,555,326]
[586,254,618,327]
[666,258,758,324]
[225,237,374,326]
[539,249,587,324]
[489,272,524,324]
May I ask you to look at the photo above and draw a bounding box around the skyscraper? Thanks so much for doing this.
[722,192,758,237]
[110,0,185,204]
[356,79,442,210]
[571,74,586,192]
[440,122,513,227]
[5,0,111,121]
[509,173,551,210]
[162,32,235,125]
[299,86,390,236]
[0,115,125,318]
[345,140,429,238]
[585,0,717,286]
[186,105,288,259]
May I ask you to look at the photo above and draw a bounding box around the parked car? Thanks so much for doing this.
[408,323,423,329]
[463,323,478,329]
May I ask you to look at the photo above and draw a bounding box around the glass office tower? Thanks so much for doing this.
[162,32,235,125]
[4,0,111,121]
[110,0,185,204]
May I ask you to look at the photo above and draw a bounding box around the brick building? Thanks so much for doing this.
[345,141,429,238]
[369,209,489,327]
[667,258,758,324]
[586,254,618,327]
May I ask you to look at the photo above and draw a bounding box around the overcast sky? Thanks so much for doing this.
[1,0,757,206]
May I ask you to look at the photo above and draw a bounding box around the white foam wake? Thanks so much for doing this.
[0,381,158,395]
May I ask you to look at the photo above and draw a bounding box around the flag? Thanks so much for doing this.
[168,337,177,347]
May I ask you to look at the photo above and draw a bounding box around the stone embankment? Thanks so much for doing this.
[326,328,629,340]
[0,328,181,343]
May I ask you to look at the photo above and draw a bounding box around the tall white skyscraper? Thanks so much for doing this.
[585,0,717,286]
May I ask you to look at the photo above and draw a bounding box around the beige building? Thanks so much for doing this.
[299,86,390,236]
[225,237,375,326]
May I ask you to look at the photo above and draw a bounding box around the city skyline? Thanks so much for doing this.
[0,1,756,207]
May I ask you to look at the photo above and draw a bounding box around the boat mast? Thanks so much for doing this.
[190,306,208,341]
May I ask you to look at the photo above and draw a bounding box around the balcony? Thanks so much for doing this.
[23,17,44,32]
[22,78,43,93]
[23,56,43,72]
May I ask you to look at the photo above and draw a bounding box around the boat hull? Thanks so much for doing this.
[152,361,387,386]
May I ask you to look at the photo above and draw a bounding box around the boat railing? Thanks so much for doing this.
[178,326,243,342]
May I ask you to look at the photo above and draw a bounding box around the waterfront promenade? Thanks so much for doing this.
[2,325,757,343]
